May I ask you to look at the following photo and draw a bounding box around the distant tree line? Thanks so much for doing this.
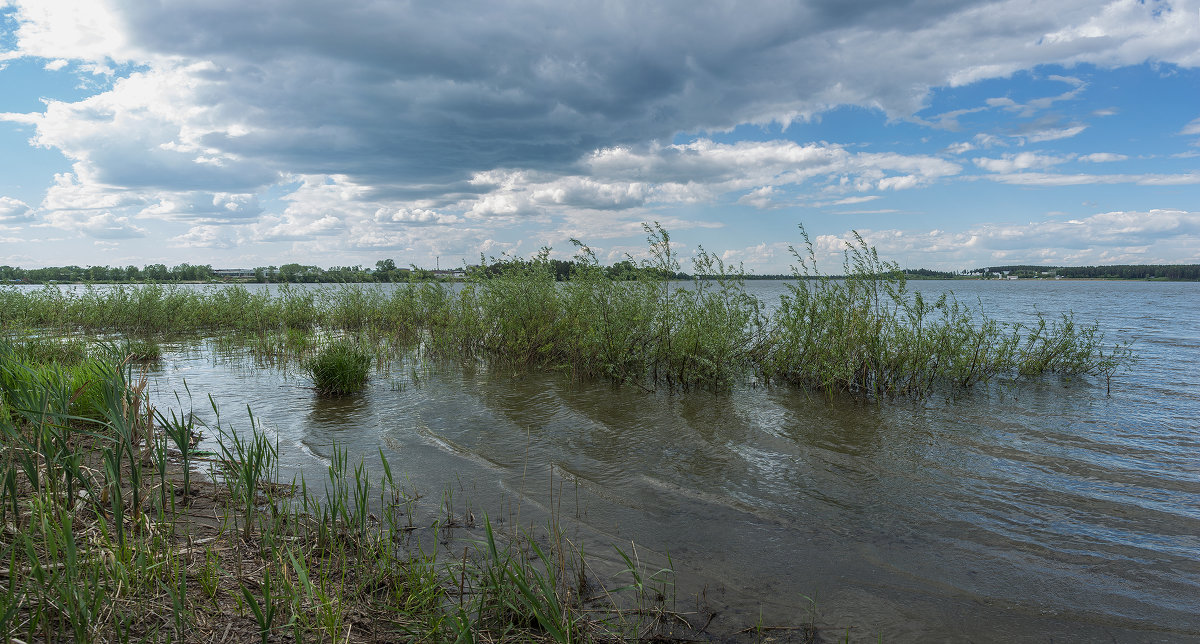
[5,260,1196,285]
[904,268,959,280]
[475,258,691,281]
[0,262,385,284]
[260,264,379,283]
[978,264,1200,281]
[0,257,691,284]
[0,263,215,283]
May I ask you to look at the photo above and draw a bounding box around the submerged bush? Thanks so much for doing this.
[307,340,371,396]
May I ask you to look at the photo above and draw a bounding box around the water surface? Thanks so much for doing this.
[139,280,1199,642]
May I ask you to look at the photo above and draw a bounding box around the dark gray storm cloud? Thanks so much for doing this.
[101,0,1028,189]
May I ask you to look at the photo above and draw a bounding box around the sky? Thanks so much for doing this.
[1,0,1198,273]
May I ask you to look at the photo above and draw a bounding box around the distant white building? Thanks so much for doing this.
[214,268,255,279]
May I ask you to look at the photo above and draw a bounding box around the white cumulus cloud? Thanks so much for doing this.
[973,152,1070,173]
[1078,152,1128,163]
[0,197,34,223]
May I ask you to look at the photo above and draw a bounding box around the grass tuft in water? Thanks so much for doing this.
[306,339,371,396]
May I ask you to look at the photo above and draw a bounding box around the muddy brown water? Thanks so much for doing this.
[128,280,1198,642]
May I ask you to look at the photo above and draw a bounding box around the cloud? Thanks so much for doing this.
[972,133,1007,149]
[721,242,794,270]
[41,172,146,212]
[825,209,1200,268]
[530,177,650,211]
[737,186,781,209]
[2,0,1197,220]
[169,225,237,249]
[987,75,1087,118]
[0,111,41,126]
[0,0,135,64]
[443,140,962,226]
[1040,0,1200,68]
[973,152,1069,173]
[832,208,901,215]
[0,197,34,222]
[139,192,263,223]
[592,140,960,196]
[374,207,462,226]
[47,211,147,239]
[984,171,1200,186]
[0,0,1198,270]
[19,65,280,193]
[1078,152,1127,163]
[821,195,882,207]
[921,106,989,131]
[1183,117,1200,136]
[1020,123,1088,143]
[253,214,344,242]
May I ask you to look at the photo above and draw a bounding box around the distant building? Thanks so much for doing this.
[214,268,255,279]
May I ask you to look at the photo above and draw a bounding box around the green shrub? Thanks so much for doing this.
[306,341,371,396]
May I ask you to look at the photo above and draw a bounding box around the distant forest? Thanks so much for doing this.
[0,258,690,284]
[978,264,1200,280]
[2,260,1197,284]
[0,263,376,284]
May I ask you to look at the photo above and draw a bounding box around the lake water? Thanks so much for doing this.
[129,280,1198,642]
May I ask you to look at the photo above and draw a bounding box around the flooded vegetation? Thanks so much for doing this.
[0,226,1131,398]
[3,229,1195,642]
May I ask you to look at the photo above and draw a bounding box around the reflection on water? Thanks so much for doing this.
[143,280,1200,641]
